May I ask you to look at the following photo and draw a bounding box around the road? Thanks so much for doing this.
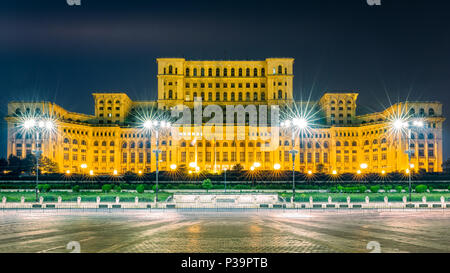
[0,209,448,253]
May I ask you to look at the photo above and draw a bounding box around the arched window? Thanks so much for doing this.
[110,141,114,146]
[130,141,135,148]
[261,68,265,76]
[253,92,258,101]
[216,92,220,101]
[216,142,221,147]
[364,140,369,145]
[93,141,98,146]
[246,92,250,101]
[410,133,415,140]
[73,139,78,145]
[185,68,190,76]
[64,138,70,144]
[216,68,220,76]
[122,142,127,148]
[419,108,425,116]
[278,90,282,99]
[138,141,143,148]
[15,108,21,115]
[429,108,435,116]
[223,92,228,101]
[223,68,227,76]
[284,140,290,146]
[331,100,336,105]
[246,68,250,76]
[315,142,320,148]
[238,68,242,76]
[284,68,287,74]
[428,133,434,139]
[231,92,235,101]
[278,65,282,74]
[261,92,265,100]
[239,142,245,147]
[324,141,329,148]
[81,140,86,145]
[206,141,212,147]
[168,65,173,74]
[208,68,212,76]
[145,141,150,148]
[344,141,349,146]
[352,141,357,146]
[181,142,186,147]
[339,100,344,105]
[208,92,212,101]
[231,68,235,76]
[373,139,378,144]
[201,68,205,76]
[238,92,243,101]
[248,142,254,147]
[381,138,387,144]
[254,68,258,76]
[409,108,415,115]
[418,133,425,139]
[223,142,229,147]
[193,68,197,76]
[168,90,173,99]
[35,108,41,115]
[336,141,341,147]
[307,142,312,148]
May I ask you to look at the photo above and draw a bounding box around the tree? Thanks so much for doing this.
[102,184,112,193]
[7,154,23,174]
[232,164,244,172]
[202,179,213,192]
[443,159,450,173]
[39,157,59,173]
[0,158,8,173]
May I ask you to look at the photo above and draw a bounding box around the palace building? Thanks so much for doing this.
[5,58,445,175]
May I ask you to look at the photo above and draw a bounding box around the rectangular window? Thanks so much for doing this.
[248,152,253,162]
[428,149,434,157]
[206,152,211,162]
[216,152,220,161]
[265,152,270,162]
[198,152,203,162]
[300,153,304,163]
[223,152,228,162]
[146,152,151,163]
[181,152,186,162]
[110,156,114,162]
[307,152,312,163]
[284,151,290,162]
[94,156,98,162]
[130,152,135,163]
[315,152,320,163]
[139,153,143,163]
[64,153,69,161]
[231,152,236,161]
[323,153,328,163]
[102,156,106,163]
[161,151,167,162]
[240,152,245,162]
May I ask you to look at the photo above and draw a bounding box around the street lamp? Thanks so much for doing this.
[391,117,424,202]
[223,167,227,193]
[142,119,171,202]
[21,117,56,202]
[281,117,309,202]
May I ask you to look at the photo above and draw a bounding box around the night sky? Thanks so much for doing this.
[1,0,449,159]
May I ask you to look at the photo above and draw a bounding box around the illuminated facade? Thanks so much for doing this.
[5,58,445,175]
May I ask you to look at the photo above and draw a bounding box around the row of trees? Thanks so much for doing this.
[0,155,59,175]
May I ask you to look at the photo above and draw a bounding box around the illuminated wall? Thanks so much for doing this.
[5,58,445,175]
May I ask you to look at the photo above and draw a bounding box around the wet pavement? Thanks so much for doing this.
[0,209,448,253]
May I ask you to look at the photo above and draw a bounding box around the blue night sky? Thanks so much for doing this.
[0,0,449,158]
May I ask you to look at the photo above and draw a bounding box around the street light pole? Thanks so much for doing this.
[407,128,412,203]
[153,130,160,202]
[224,168,227,193]
[289,130,298,202]
[35,130,40,202]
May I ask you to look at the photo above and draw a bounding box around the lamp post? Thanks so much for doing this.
[22,118,55,202]
[281,118,308,202]
[223,167,227,193]
[143,120,171,202]
[392,118,423,202]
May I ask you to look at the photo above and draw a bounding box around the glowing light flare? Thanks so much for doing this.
[253,162,261,168]
[360,163,368,169]
[170,164,177,170]
[307,170,313,175]
[113,170,118,175]
[273,163,281,170]
[89,170,94,176]
[332,170,337,175]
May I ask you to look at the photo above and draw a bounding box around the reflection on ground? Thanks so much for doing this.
[0,209,448,253]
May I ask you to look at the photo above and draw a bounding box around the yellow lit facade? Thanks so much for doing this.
[5,58,445,174]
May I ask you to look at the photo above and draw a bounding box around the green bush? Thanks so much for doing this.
[114,185,122,192]
[359,186,367,193]
[136,184,145,194]
[415,184,427,193]
[102,184,112,193]
[202,179,212,191]
[72,185,80,193]
[152,184,159,192]
[370,185,380,193]
[395,186,403,193]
